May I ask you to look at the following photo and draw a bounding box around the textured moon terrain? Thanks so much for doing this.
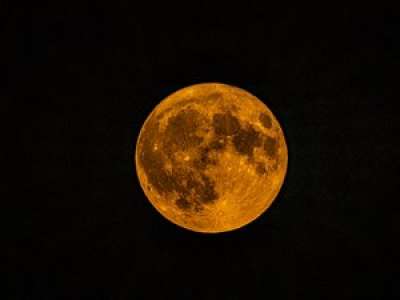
[135,83,288,233]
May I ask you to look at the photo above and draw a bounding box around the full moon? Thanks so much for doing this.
[135,83,288,233]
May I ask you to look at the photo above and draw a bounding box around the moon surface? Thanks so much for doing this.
[135,83,288,233]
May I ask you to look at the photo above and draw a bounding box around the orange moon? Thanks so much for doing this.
[135,83,288,233]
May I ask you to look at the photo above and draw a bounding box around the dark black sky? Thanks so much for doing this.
[6,3,390,300]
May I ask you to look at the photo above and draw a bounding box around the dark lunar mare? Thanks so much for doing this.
[212,112,241,136]
[212,111,265,159]
[264,136,278,157]
[232,126,263,159]
[140,110,220,212]
[139,120,180,194]
[259,112,272,129]
[210,110,278,175]
[163,108,204,154]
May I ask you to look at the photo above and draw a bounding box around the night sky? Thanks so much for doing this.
[7,4,390,300]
